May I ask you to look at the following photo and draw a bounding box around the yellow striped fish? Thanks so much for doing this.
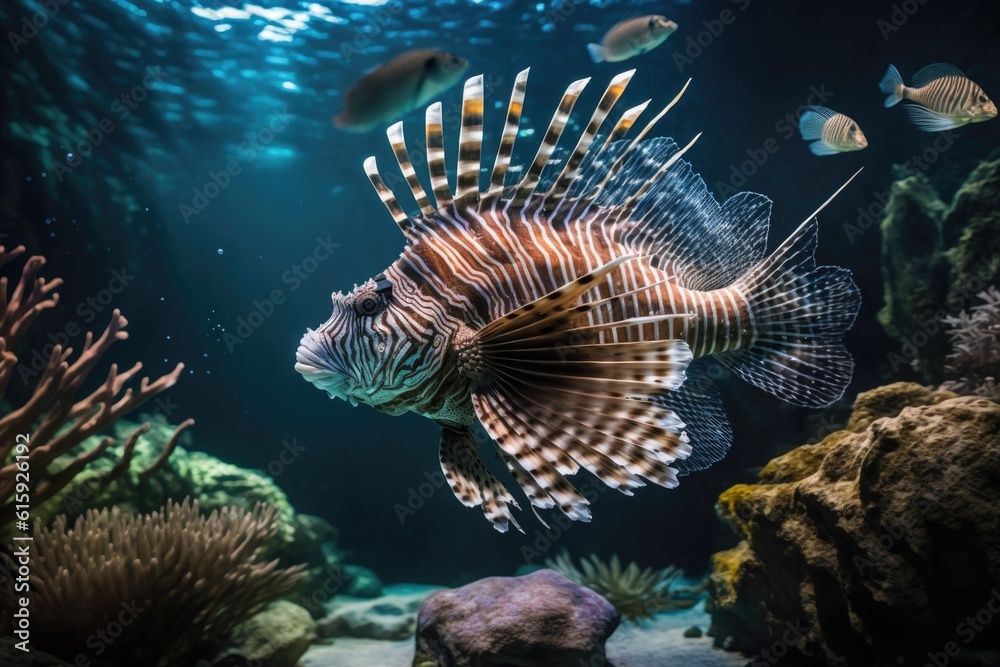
[880,63,997,132]
[798,106,868,156]
[296,70,861,532]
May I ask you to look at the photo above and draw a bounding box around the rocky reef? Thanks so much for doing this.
[707,382,1000,666]
[17,499,304,665]
[879,160,1000,381]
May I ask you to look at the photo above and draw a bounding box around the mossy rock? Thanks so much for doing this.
[707,383,1000,665]
[878,160,1000,381]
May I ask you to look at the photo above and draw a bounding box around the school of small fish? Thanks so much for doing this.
[797,62,995,156]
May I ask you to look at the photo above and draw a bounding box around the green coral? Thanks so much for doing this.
[19,415,295,557]
[879,160,1000,380]
[545,552,693,622]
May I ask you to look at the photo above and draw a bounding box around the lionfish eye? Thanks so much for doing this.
[355,293,385,317]
[849,124,856,132]
[980,94,989,103]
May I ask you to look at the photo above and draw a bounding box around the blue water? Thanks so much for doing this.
[2,0,998,585]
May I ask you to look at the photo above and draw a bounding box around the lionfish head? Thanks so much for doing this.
[295,272,448,410]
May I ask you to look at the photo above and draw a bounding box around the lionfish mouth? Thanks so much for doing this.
[294,329,361,407]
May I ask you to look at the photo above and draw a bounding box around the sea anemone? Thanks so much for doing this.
[545,551,693,622]
[941,286,1000,400]
[7,498,305,665]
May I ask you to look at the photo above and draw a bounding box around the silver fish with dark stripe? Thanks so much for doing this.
[880,63,997,132]
[296,69,861,532]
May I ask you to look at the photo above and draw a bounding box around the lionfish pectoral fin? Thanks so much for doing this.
[468,257,696,524]
[439,427,523,534]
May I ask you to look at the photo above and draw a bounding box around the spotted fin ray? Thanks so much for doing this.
[463,256,695,524]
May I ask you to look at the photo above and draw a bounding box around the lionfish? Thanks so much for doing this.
[296,69,861,532]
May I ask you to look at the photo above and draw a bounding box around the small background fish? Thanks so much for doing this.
[798,106,867,156]
[588,15,678,63]
[880,63,997,131]
[334,49,469,132]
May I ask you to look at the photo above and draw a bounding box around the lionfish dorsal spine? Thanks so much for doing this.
[387,121,435,217]
[486,68,529,202]
[362,69,697,237]
[601,99,650,151]
[510,76,590,208]
[363,156,409,230]
[619,131,702,211]
[425,102,453,208]
[546,68,635,210]
[590,78,692,198]
[455,74,485,208]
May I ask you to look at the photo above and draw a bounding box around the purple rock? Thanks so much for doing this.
[414,569,620,667]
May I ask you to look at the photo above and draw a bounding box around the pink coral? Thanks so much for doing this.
[0,244,193,523]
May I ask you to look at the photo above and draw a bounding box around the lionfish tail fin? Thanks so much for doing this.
[467,257,695,523]
[723,212,861,408]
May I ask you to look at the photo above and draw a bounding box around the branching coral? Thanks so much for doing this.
[941,286,1000,400]
[0,244,193,524]
[545,552,693,622]
[21,498,306,665]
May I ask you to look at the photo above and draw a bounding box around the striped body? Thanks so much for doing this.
[297,68,860,532]
[798,106,867,156]
[906,76,989,117]
[880,63,997,131]
[820,114,861,148]
[384,207,753,425]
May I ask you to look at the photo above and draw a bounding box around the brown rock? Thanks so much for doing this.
[414,569,619,667]
[708,383,1000,665]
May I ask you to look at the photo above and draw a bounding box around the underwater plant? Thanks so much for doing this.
[941,286,1000,400]
[17,498,305,665]
[0,244,192,525]
[545,552,692,622]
